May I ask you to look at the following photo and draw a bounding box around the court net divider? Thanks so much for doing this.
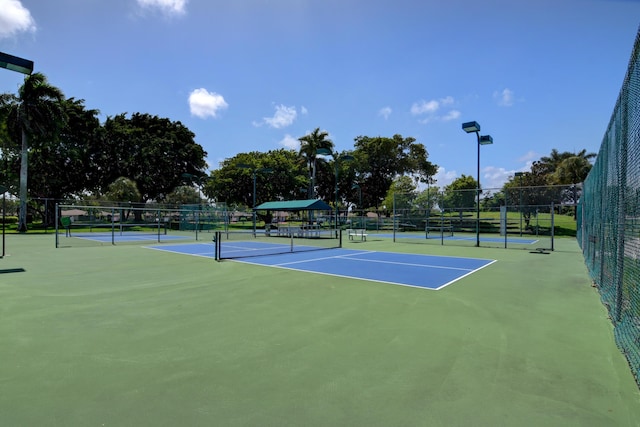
[214,229,342,261]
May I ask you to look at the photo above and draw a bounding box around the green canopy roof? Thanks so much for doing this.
[254,199,332,211]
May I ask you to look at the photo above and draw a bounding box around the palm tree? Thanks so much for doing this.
[297,128,334,199]
[553,155,593,185]
[539,148,596,177]
[0,72,65,232]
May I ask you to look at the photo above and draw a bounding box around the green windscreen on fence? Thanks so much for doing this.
[55,202,228,248]
[578,26,640,385]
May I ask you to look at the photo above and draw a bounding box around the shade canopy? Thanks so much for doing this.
[254,199,332,211]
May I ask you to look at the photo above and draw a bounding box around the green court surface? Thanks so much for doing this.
[1,234,639,426]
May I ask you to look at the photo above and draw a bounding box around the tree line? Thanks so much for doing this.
[0,72,595,231]
[0,73,207,230]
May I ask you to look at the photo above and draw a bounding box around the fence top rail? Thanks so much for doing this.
[58,204,225,213]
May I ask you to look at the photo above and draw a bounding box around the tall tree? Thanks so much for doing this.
[414,185,442,212]
[313,149,357,207]
[28,97,101,225]
[298,128,334,198]
[96,113,207,202]
[539,148,596,178]
[0,72,65,231]
[442,175,477,211]
[351,135,437,209]
[165,185,200,206]
[552,155,593,185]
[208,149,307,207]
[382,175,418,211]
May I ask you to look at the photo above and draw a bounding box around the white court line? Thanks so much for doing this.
[273,251,374,266]
[274,251,475,272]
[235,250,498,291]
[145,245,215,259]
[319,256,475,271]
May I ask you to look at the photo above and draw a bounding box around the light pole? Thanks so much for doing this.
[351,183,362,229]
[351,184,362,209]
[317,149,353,230]
[1,51,33,233]
[514,172,524,236]
[462,121,493,247]
[333,154,353,230]
[181,173,204,203]
[310,148,334,200]
[238,164,273,234]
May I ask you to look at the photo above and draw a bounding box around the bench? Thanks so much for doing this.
[398,223,417,232]
[425,224,454,237]
[348,229,368,241]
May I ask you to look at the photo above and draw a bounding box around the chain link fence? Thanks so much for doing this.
[577,27,640,385]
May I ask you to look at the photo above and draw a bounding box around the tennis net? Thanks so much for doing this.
[214,229,342,260]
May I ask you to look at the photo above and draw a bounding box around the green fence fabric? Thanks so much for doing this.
[578,26,640,385]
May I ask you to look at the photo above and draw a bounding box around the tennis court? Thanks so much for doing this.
[3,234,640,426]
[147,242,495,290]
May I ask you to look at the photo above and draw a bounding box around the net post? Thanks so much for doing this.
[392,193,396,242]
[440,209,444,245]
[550,202,555,251]
[55,203,59,248]
[214,231,220,261]
[111,208,116,245]
[196,210,200,241]
[157,209,161,243]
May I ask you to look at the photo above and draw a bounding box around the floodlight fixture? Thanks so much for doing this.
[461,120,494,247]
[462,121,481,133]
[479,135,493,145]
[0,51,33,75]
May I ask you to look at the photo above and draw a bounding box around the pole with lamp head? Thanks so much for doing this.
[462,121,493,247]
[351,183,362,228]
[238,164,273,235]
[514,172,524,236]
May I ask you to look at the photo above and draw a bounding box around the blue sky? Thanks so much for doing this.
[1,0,639,190]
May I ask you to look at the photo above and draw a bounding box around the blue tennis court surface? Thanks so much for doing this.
[146,243,496,290]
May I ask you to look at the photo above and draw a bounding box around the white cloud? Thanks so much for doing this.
[188,88,228,119]
[433,166,458,187]
[411,96,459,123]
[482,166,515,189]
[254,104,298,129]
[265,105,297,128]
[518,150,538,163]
[494,88,515,107]
[440,96,454,105]
[411,100,440,115]
[279,134,299,150]
[0,0,36,39]
[441,110,461,121]
[378,106,392,120]
[300,106,308,115]
[136,0,187,16]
